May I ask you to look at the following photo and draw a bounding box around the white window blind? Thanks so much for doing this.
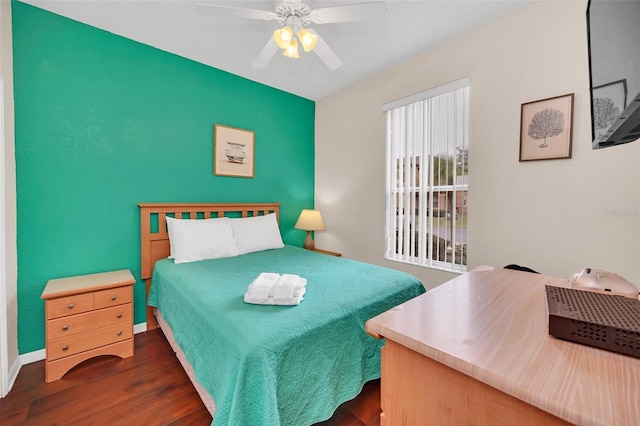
[384,78,469,272]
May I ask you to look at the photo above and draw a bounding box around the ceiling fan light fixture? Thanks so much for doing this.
[273,26,294,49]
[297,28,318,52]
[283,38,300,58]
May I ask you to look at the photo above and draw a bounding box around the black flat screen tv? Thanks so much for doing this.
[587,0,640,149]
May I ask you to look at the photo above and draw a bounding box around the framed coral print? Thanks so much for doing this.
[519,93,574,162]
[592,79,627,142]
[214,124,255,178]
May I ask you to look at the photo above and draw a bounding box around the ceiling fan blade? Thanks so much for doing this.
[252,37,279,69]
[310,2,386,24]
[313,33,343,70]
[195,3,277,21]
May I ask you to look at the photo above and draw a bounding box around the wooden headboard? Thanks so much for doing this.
[138,202,280,329]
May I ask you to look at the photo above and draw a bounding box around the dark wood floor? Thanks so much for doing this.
[1,329,381,425]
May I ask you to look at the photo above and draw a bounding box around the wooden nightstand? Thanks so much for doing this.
[310,248,342,257]
[41,269,135,382]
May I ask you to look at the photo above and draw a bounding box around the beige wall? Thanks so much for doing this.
[1,0,19,396]
[315,0,640,289]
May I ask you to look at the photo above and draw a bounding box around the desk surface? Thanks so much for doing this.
[366,268,640,426]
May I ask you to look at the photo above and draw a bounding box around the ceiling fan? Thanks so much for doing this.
[195,1,387,70]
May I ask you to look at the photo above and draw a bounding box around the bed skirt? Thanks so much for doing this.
[155,308,216,417]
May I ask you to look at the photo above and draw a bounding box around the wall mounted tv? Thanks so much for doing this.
[587,0,640,149]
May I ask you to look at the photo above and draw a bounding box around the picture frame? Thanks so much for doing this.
[519,93,574,162]
[213,124,255,178]
[591,79,627,143]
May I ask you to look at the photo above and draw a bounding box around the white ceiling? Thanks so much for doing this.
[20,0,534,100]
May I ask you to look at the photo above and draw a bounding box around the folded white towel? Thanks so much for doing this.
[273,274,306,299]
[293,286,305,298]
[244,287,306,306]
[247,272,279,300]
[243,293,269,305]
[244,273,307,306]
[252,272,280,285]
[295,278,307,290]
[247,283,268,300]
[274,287,306,305]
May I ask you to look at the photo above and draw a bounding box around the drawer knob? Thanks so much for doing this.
[61,325,68,331]
[111,295,117,301]
[116,313,122,319]
[62,345,69,351]
[116,330,122,336]
[67,303,74,310]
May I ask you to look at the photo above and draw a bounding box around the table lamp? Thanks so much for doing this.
[294,209,325,250]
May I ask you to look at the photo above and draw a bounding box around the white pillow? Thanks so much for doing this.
[166,216,238,264]
[230,213,284,255]
[167,216,176,259]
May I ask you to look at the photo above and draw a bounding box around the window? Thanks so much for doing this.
[384,78,469,273]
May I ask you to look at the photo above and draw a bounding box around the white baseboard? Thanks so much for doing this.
[2,357,20,398]
[18,322,148,366]
[133,322,147,334]
[18,348,45,365]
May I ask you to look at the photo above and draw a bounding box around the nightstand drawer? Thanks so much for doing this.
[94,286,132,309]
[46,304,133,340]
[46,293,94,319]
[47,321,133,361]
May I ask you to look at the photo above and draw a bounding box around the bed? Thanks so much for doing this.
[139,203,425,425]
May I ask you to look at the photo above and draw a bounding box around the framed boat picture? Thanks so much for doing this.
[213,124,255,178]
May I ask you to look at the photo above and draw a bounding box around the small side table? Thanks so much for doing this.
[41,269,135,382]
[309,248,342,257]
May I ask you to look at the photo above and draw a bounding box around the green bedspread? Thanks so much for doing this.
[148,245,425,425]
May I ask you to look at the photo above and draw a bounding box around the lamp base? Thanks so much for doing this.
[303,231,315,250]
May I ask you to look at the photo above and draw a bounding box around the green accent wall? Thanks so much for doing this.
[12,2,315,354]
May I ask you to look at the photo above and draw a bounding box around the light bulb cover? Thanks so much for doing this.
[273,26,294,49]
[283,38,300,58]
[297,28,318,52]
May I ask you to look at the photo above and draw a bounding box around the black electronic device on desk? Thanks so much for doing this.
[545,269,640,359]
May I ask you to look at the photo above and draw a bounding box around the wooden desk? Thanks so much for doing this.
[366,268,640,425]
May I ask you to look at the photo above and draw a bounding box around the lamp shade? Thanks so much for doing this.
[294,209,325,231]
[297,28,318,52]
[273,26,294,49]
[282,38,300,58]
